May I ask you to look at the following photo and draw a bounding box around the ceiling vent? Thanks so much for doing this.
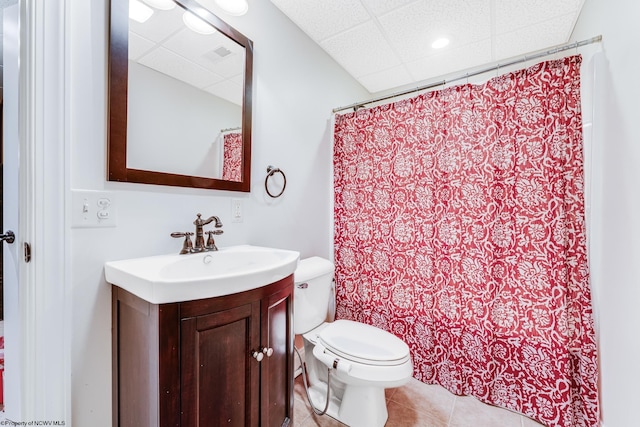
[204,46,233,64]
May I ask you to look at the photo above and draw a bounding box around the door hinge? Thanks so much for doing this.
[24,242,32,263]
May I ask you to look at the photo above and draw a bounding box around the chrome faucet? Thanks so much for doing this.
[171,213,224,254]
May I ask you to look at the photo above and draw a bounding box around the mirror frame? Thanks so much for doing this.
[108,0,253,191]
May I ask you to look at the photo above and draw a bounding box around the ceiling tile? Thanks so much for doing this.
[200,50,244,79]
[229,72,244,85]
[128,31,156,60]
[494,14,579,60]
[138,46,224,89]
[270,0,371,41]
[378,0,491,63]
[271,0,587,93]
[320,21,402,79]
[162,29,244,78]
[405,38,493,82]
[129,7,184,43]
[162,28,219,60]
[357,65,414,93]
[495,0,585,34]
[359,0,419,17]
[204,79,243,105]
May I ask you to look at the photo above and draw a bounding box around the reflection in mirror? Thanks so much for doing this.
[220,128,243,181]
[108,0,253,190]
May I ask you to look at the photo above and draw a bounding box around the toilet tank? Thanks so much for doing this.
[293,257,335,335]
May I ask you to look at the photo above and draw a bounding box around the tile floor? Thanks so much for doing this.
[293,375,546,427]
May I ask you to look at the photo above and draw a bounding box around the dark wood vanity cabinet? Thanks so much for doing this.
[112,276,294,427]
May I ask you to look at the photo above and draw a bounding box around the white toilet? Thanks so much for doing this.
[294,257,413,427]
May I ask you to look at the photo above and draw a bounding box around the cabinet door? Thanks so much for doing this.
[261,286,294,427]
[181,301,261,427]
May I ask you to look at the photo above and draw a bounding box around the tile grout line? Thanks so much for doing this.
[446,396,457,427]
[294,392,313,426]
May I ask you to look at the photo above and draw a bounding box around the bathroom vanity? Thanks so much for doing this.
[106,246,299,427]
[112,277,293,427]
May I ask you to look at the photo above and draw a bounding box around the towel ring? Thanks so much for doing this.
[265,166,286,198]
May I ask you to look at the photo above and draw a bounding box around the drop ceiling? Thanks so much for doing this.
[270,0,585,93]
[129,5,245,105]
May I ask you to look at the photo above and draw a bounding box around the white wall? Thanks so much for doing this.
[127,62,241,178]
[67,0,368,425]
[571,0,640,426]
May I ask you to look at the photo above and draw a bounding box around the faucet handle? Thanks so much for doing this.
[171,231,194,254]
[205,230,223,251]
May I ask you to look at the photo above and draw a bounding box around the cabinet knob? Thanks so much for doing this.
[263,347,274,357]
[252,350,264,362]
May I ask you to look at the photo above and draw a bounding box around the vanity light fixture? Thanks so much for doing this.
[141,0,176,10]
[215,0,249,16]
[431,37,450,49]
[130,0,154,23]
[183,10,217,35]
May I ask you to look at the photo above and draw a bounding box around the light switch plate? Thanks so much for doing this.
[71,190,117,228]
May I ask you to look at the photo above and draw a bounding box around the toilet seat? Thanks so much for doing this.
[317,320,410,366]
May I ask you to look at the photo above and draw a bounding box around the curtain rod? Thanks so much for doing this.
[220,126,242,132]
[333,35,602,113]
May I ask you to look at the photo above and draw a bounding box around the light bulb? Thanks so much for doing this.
[432,37,450,49]
[183,11,217,35]
[141,0,176,10]
[214,0,248,16]
[130,0,154,23]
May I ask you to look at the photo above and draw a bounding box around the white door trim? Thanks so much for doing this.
[15,0,70,422]
[2,2,22,419]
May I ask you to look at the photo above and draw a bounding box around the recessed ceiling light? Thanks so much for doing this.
[215,0,249,16]
[141,0,176,10]
[183,11,217,35]
[129,0,154,23]
[431,37,450,49]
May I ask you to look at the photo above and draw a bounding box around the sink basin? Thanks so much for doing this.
[105,245,300,303]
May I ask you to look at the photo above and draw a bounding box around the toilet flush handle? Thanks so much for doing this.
[297,282,309,289]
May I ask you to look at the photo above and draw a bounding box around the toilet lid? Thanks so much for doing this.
[318,319,410,366]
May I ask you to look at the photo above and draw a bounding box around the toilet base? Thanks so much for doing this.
[306,381,388,427]
[306,382,342,421]
[339,384,388,427]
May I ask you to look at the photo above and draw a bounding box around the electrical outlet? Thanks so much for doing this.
[231,198,243,223]
[71,190,117,228]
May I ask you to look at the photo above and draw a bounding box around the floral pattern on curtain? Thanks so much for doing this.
[222,132,242,182]
[333,56,599,427]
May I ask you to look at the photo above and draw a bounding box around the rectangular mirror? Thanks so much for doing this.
[108,0,253,191]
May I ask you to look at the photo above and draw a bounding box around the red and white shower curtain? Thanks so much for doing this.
[222,132,243,182]
[333,56,599,427]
